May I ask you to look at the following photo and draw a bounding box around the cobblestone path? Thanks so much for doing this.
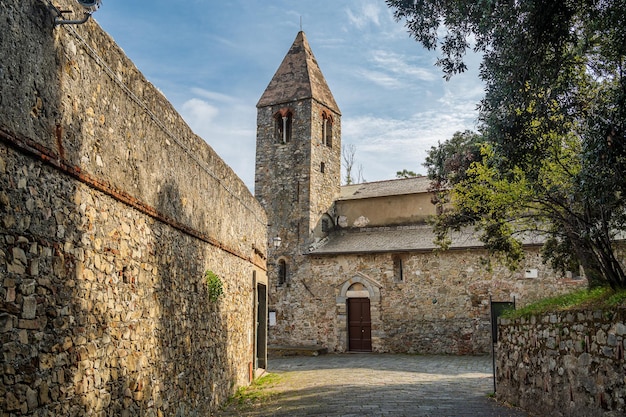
[216,354,530,417]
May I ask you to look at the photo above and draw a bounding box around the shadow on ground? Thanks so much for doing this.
[216,354,529,417]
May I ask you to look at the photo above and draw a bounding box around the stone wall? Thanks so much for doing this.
[1,1,267,415]
[497,309,626,417]
[269,246,584,354]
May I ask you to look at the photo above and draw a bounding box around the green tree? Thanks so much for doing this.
[424,130,483,213]
[424,130,482,185]
[390,0,626,288]
[396,169,419,179]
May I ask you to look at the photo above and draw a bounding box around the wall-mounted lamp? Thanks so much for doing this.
[53,0,102,26]
[272,236,282,249]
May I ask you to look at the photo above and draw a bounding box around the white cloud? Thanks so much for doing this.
[357,69,404,88]
[437,76,485,119]
[370,50,437,81]
[342,107,479,181]
[180,96,257,190]
[346,2,382,29]
[181,98,219,125]
[189,88,239,104]
[353,51,437,90]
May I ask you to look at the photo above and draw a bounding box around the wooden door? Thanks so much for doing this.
[348,298,372,352]
[256,283,267,369]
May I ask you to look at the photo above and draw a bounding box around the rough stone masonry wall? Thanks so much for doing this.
[272,246,584,354]
[497,309,626,417]
[1,1,267,415]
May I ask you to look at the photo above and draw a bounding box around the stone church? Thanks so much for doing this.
[254,31,585,355]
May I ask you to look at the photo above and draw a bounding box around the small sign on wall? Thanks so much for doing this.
[524,268,538,279]
[269,311,276,326]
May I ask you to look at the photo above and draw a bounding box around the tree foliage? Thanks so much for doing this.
[424,130,482,185]
[396,169,419,178]
[388,0,626,288]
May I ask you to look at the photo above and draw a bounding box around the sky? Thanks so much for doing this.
[93,0,485,191]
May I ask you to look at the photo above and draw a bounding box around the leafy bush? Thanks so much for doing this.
[205,270,224,302]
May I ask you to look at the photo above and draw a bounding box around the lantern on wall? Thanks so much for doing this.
[53,0,103,26]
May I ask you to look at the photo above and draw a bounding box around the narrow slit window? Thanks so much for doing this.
[393,255,404,282]
[277,259,287,286]
[325,118,332,148]
[321,111,333,148]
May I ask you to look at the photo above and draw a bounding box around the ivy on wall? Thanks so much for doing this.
[205,270,224,302]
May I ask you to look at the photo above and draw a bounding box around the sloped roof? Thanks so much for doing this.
[309,224,545,255]
[257,31,340,113]
[339,177,432,200]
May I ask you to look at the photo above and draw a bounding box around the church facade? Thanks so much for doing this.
[254,32,585,355]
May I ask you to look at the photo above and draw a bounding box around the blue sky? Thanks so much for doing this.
[94,0,484,190]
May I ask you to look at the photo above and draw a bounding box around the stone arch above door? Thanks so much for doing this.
[337,272,382,304]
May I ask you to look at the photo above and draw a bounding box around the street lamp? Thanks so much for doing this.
[53,0,103,26]
[272,236,282,249]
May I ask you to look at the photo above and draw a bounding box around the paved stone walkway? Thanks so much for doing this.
[216,354,530,417]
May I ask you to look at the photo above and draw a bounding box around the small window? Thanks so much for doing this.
[393,255,404,282]
[274,110,293,143]
[321,111,333,148]
[320,162,325,173]
[565,260,583,280]
[277,259,287,286]
[322,218,330,233]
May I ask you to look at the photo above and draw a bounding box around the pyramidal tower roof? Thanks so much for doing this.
[257,31,340,114]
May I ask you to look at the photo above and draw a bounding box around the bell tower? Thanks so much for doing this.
[254,31,341,312]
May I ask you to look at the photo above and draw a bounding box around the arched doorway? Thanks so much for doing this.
[347,293,371,351]
[337,274,382,352]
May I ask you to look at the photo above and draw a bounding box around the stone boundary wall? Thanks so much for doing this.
[1,1,267,415]
[497,309,626,417]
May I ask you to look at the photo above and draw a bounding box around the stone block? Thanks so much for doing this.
[26,387,38,411]
[39,381,50,405]
[0,313,14,332]
[5,391,21,411]
[17,318,41,330]
[7,260,26,274]
[20,279,36,295]
[22,295,37,319]
[12,247,27,265]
